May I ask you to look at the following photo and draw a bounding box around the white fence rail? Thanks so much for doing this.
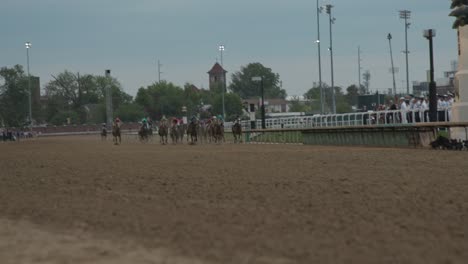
[225,108,452,130]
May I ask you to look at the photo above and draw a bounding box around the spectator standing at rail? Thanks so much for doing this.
[447,93,454,121]
[421,97,429,122]
[399,97,408,124]
[412,97,422,122]
[386,100,397,123]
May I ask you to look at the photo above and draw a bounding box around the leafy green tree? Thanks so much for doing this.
[345,84,359,106]
[229,63,286,99]
[135,81,185,119]
[183,83,203,117]
[115,103,145,122]
[304,83,329,113]
[49,110,80,125]
[450,1,468,28]
[44,71,132,124]
[333,87,352,113]
[0,65,29,127]
[289,96,310,113]
[211,92,243,121]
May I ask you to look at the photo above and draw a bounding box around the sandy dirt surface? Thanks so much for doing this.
[0,136,467,264]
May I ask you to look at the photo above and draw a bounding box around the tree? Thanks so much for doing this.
[289,96,309,113]
[115,103,145,122]
[44,71,132,124]
[345,84,359,106]
[333,87,352,113]
[0,65,29,127]
[211,92,243,121]
[450,1,468,28]
[229,63,286,99]
[304,83,330,113]
[135,81,185,119]
[363,70,371,94]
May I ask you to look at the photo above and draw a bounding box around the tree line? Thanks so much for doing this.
[1,62,369,127]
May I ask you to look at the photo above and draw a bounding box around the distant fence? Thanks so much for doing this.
[225,108,452,130]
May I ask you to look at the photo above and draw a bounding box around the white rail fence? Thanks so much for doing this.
[225,108,452,130]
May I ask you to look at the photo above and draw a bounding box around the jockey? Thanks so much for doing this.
[101,123,107,134]
[217,115,224,125]
[160,115,167,126]
[141,117,148,129]
[113,117,121,128]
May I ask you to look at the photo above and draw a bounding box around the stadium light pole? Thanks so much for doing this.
[326,4,336,114]
[252,76,265,129]
[25,42,32,131]
[387,33,397,97]
[399,10,411,95]
[219,44,226,120]
[424,29,437,122]
[316,0,324,114]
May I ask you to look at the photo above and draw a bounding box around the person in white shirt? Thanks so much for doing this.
[399,97,408,124]
[421,97,429,122]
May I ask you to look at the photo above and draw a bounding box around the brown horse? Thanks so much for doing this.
[101,126,107,141]
[187,121,198,144]
[232,122,242,143]
[158,123,168,145]
[112,122,121,145]
[209,122,223,143]
[170,124,179,144]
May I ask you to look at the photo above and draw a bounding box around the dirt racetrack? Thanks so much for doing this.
[0,136,467,264]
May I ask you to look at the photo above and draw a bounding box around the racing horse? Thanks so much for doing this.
[158,122,168,145]
[170,120,180,144]
[112,122,121,145]
[232,122,242,143]
[186,120,198,144]
[138,123,152,142]
[100,125,107,141]
[209,121,224,143]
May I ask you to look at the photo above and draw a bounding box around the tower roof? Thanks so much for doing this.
[208,62,227,74]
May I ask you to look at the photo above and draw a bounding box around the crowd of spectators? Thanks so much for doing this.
[362,93,455,124]
[1,129,34,142]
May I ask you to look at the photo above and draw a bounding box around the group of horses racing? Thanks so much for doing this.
[104,118,243,145]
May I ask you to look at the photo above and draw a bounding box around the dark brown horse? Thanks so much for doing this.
[209,122,223,143]
[101,126,107,141]
[112,122,121,145]
[158,123,168,145]
[232,122,242,143]
[187,121,198,144]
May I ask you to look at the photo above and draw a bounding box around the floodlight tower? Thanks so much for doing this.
[25,42,32,131]
[219,44,226,119]
[399,10,411,95]
[326,4,336,114]
[316,0,324,114]
[387,33,397,97]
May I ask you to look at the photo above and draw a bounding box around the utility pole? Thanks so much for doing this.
[326,4,336,114]
[316,0,324,114]
[219,45,226,120]
[424,29,437,122]
[157,60,163,83]
[25,42,32,131]
[387,33,397,97]
[105,70,113,127]
[399,10,411,95]
[358,46,362,91]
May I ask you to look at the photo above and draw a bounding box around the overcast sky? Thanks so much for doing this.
[0,0,458,97]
